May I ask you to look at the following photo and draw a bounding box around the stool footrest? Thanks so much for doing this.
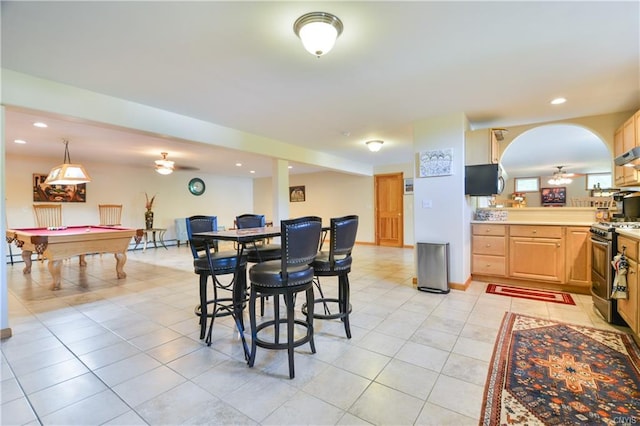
[302,298,352,320]
[253,318,313,350]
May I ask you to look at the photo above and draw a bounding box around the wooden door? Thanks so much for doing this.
[375,173,403,247]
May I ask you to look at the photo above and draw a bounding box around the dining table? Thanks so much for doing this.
[192,226,283,359]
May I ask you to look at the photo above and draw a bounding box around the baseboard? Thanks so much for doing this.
[1,328,13,339]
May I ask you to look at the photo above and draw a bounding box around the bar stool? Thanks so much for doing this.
[186,215,247,347]
[303,215,358,338]
[248,216,322,379]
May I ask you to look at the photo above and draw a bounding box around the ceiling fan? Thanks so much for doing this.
[548,165,581,185]
[154,152,199,175]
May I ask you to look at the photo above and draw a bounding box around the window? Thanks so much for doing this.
[586,173,612,190]
[515,177,540,192]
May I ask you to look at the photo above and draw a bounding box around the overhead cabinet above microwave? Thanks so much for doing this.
[614,110,640,187]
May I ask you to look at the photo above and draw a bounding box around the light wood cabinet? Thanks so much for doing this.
[623,116,638,185]
[472,224,506,276]
[617,235,638,332]
[490,130,500,164]
[509,225,565,282]
[614,127,625,187]
[565,226,591,287]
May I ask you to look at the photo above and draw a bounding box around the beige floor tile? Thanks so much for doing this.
[349,382,424,425]
[3,244,630,426]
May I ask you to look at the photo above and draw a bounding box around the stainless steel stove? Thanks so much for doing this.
[589,221,640,325]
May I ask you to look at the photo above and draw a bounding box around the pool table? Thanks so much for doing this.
[6,225,143,290]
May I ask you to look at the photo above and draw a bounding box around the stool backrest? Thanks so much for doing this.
[329,215,359,262]
[186,215,218,259]
[280,216,322,279]
[33,204,62,227]
[98,204,123,226]
[236,214,266,229]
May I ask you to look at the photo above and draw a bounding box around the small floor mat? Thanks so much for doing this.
[486,283,576,305]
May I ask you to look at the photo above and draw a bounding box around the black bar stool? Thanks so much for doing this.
[248,216,322,379]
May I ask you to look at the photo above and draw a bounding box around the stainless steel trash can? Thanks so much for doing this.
[417,242,450,294]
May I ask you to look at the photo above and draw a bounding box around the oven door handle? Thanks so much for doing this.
[590,237,611,248]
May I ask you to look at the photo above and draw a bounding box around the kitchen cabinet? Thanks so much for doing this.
[622,116,638,185]
[565,226,591,287]
[617,235,638,332]
[614,126,625,187]
[472,224,506,276]
[490,129,501,164]
[508,225,565,283]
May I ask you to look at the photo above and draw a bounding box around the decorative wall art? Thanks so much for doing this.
[289,185,306,202]
[418,148,453,177]
[33,173,86,203]
[404,178,414,194]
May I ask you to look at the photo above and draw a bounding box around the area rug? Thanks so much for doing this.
[480,312,640,426]
[486,283,576,305]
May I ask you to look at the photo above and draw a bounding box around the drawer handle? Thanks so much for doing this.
[485,244,491,247]
[532,230,537,234]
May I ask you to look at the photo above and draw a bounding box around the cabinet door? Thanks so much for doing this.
[490,130,500,164]
[565,227,591,287]
[623,116,638,184]
[614,127,625,187]
[509,237,565,282]
[617,258,638,332]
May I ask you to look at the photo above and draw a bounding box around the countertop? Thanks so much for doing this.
[615,228,640,239]
[471,220,594,226]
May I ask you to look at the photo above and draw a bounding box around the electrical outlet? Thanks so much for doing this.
[422,199,433,208]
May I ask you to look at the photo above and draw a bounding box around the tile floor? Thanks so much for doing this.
[1,243,630,425]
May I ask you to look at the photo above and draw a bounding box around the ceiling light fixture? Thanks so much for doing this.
[550,97,567,105]
[44,139,92,185]
[155,152,175,175]
[548,166,573,185]
[293,11,343,57]
[33,122,48,128]
[366,140,384,152]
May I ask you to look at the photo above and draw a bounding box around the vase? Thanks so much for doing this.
[145,210,154,229]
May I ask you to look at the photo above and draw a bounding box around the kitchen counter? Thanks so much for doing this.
[471,220,594,226]
[615,228,640,239]
[473,207,601,225]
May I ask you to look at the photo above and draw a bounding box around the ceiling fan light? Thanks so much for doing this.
[294,12,343,57]
[155,165,174,175]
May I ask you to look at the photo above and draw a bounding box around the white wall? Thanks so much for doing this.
[5,154,255,238]
[254,171,376,243]
[413,113,471,286]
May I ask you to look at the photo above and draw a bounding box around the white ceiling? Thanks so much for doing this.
[2,1,639,178]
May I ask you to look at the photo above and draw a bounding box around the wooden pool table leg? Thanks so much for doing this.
[78,254,87,267]
[114,252,127,279]
[21,250,33,274]
[47,259,63,290]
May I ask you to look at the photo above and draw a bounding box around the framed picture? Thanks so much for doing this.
[541,187,566,206]
[33,173,87,203]
[404,178,414,194]
[289,185,306,202]
[418,148,453,177]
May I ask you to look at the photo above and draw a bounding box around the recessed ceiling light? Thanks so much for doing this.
[236,163,242,167]
[288,166,293,169]
[250,170,255,174]
[33,122,48,128]
[550,97,566,105]
[14,139,27,144]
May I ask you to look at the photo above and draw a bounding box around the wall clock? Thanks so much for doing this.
[188,178,205,196]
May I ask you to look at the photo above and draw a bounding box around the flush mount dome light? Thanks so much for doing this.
[293,12,343,57]
[366,140,384,152]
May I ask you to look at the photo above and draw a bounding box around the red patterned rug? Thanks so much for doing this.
[486,283,576,305]
[480,313,640,425]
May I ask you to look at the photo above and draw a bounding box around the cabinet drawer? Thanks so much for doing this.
[473,236,506,256]
[509,225,562,238]
[473,255,506,276]
[618,235,638,261]
[472,224,506,236]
